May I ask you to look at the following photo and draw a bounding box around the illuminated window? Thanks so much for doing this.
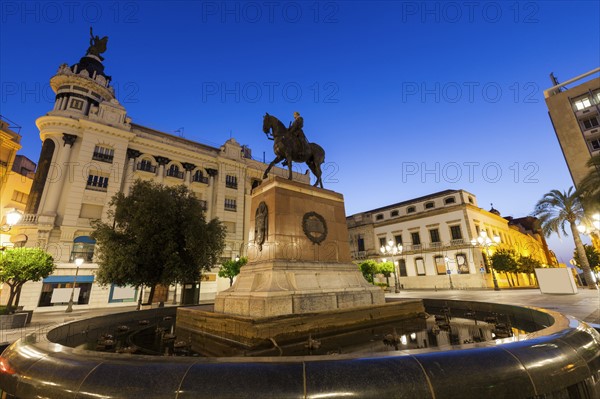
[86,174,109,192]
[92,145,114,163]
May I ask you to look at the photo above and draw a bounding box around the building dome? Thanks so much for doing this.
[488,203,501,216]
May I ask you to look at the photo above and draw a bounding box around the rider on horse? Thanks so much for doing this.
[289,112,310,160]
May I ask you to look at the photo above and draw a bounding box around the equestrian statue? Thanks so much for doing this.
[262,112,326,188]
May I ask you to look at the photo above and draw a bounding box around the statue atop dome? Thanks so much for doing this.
[86,27,108,61]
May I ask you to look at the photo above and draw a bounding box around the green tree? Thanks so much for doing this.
[358,260,378,284]
[0,247,55,310]
[518,255,542,286]
[218,257,248,286]
[92,180,226,304]
[573,244,600,274]
[377,261,394,287]
[491,249,518,287]
[533,187,597,289]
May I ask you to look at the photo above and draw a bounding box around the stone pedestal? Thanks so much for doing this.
[214,176,384,317]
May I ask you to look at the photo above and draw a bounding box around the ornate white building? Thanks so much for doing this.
[6,37,307,311]
[347,190,554,290]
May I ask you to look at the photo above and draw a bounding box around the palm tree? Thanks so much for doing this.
[533,187,597,289]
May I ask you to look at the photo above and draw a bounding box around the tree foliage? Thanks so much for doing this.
[358,260,378,283]
[532,187,596,289]
[218,256,248,286]
[518,255,543,274]
[0,247,55,309]
[491,249,518,274]
[92,180,226,303]
[573,244,600,272]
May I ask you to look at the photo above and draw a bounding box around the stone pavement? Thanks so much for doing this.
[387,288,600,325]
[1,289,599,346]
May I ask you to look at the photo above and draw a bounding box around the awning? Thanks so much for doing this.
[43,275,95,283]
[74,236,96,244]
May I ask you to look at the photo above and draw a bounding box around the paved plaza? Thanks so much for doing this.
[2,288,599,346]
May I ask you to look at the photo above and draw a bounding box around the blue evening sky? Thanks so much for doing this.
[1,1,599,263]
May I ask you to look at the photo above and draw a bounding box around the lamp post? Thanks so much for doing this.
[444,256,454,290]
[66,257,84,313]
[471,231,501,291]
[380,240,403,293]
[1,210,22,232]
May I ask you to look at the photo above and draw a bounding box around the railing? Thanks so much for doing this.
[450,239,464,246]
[92,152,114,163]
[19,214,39,224]
[136,162,156,173]
[192,175,209,184]
[226,182,238,189]
[69,251,94,262]
[430,242,442,249]
[86,183,108,192]
[166,170,184,179]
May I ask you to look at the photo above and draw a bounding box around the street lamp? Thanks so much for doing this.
[444,256,454,290]
[380,239,403,293]
[65,257,84,313]
[1,210,22,232]
[471,231,501,291]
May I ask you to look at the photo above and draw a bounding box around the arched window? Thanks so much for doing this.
[71,236,96,262]
[407,206,416,213]
[167,164,184,179]
[192,170,209,183]
[444,197,456,205]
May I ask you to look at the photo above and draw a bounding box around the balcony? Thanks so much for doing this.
[70,250,94,262]
[136,162,156,173]
[450,239,465,246]
[192,175,209,184]
[226,182,238,189]
[166,169,184,179]
[429,242,443,249]
[92,152,114,163]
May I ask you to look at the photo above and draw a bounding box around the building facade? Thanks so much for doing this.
[347,190,554,290]
[1,119,36,247]
[545,68,600,188]
[5,38,307,311]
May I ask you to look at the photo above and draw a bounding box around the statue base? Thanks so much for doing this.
[176,300,425,355]
[214,176,384,318]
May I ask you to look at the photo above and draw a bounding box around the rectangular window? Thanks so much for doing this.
[415,258,425,276]
[429,229,440,243]
[582,116,599,130]
[435,256,446,275]
[590,139,600,150]
[411,232,421,246]
[398,259,407,277]
[394,235,403,246]
[574,97,592,110]
[450,225,463,240]
[379,237,386,248]
[224,198,237,211]
[376,214,384,220]
[70,99,84,110]
[86,174,109,192]
[357,235,365,252]
[11,190,29,204]
[226,175,238,189]
[92,145,114,163]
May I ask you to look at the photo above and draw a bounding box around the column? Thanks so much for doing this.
[122,149,141,194]
[154,156,170,184]
[182,162,196,186]
[206,168,218,219]
[40,134,77,216]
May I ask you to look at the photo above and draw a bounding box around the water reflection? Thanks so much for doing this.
[86,310,522,357]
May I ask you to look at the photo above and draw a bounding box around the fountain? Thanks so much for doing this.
[0,124,599,398]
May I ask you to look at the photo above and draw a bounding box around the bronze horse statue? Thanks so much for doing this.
[262,113,325,188]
